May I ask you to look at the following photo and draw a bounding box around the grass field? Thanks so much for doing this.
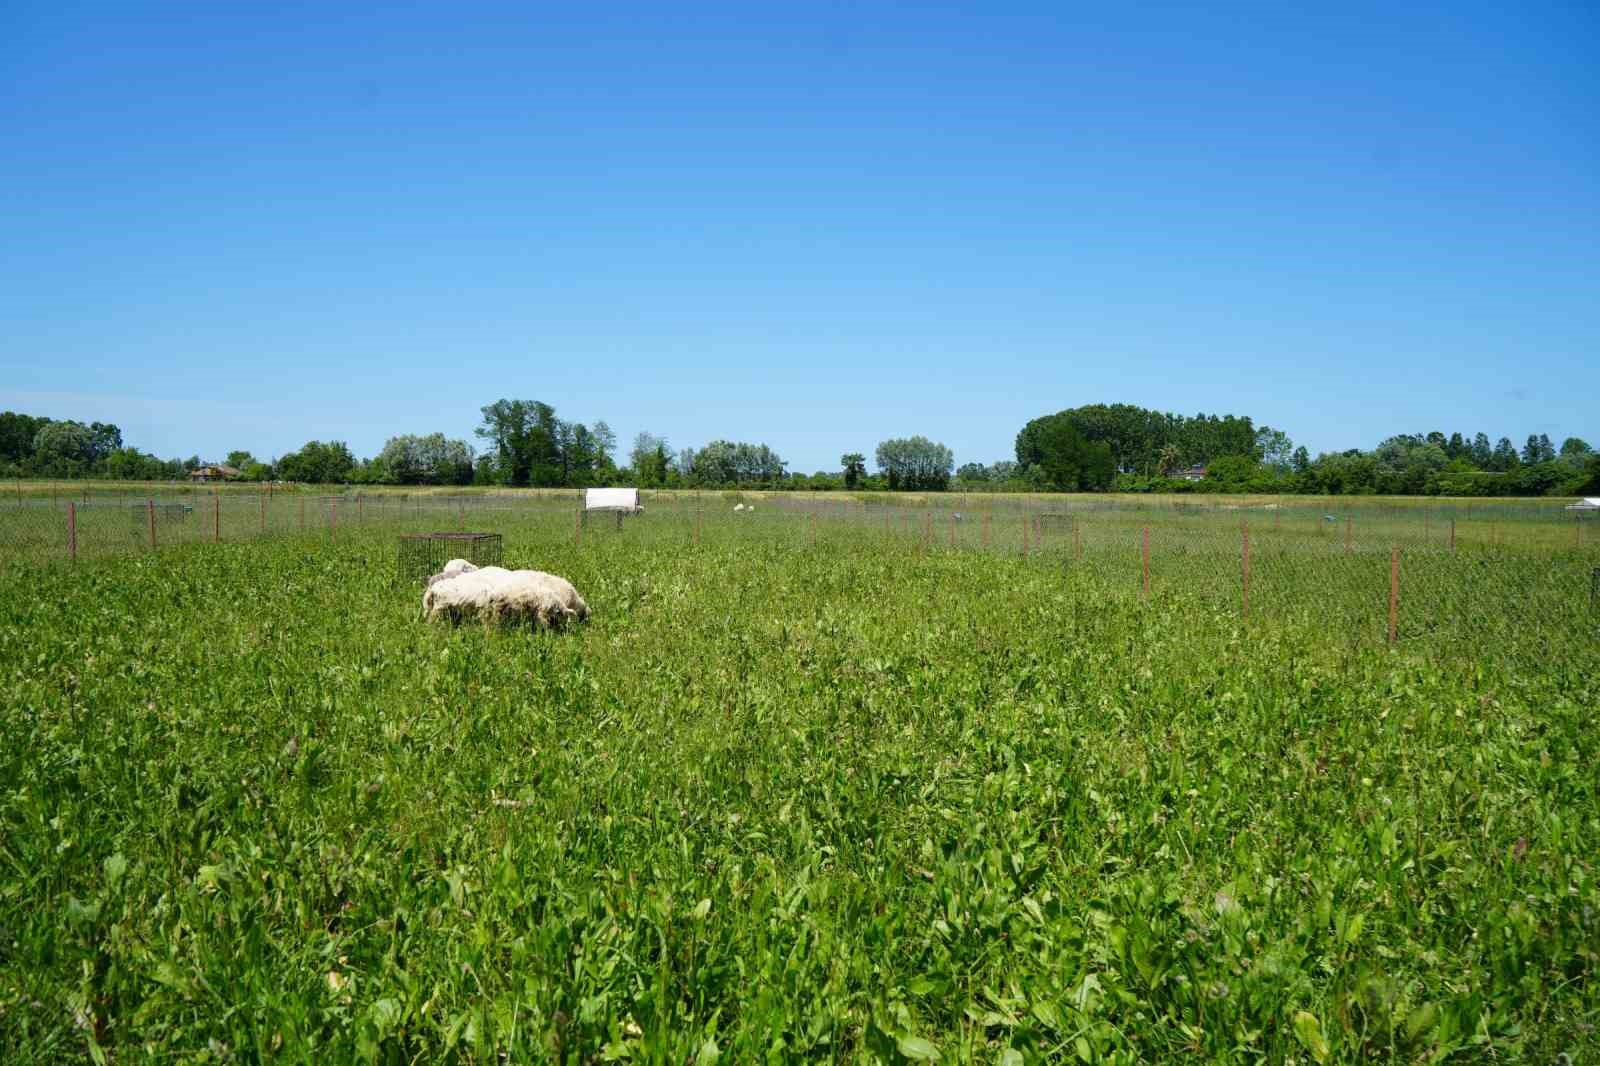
[2,503,1598,1062]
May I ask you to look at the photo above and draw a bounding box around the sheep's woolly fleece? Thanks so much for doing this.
[422,559,590,629]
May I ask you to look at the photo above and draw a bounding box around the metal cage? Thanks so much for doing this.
[396,532,503,586]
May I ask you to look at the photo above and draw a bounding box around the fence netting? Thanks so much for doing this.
[4,487,1595,658]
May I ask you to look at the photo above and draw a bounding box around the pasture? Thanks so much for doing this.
[2,496,1597,1062]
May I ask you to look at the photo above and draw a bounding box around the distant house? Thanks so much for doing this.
[1565,497,1600,512]
[188,464,240,483]
[1180,464,1207,482]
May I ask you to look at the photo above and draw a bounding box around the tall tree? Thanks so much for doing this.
[1255,426,1294,472]
[591,421,617,471]
[476,399,569,486]
[276,440,356,483]
[1491,437,1519,471]
[1559,437,1592,457]
[875,436,955,491]
[0,411,49,463]
[630,432,671,486]
[31,421,96,475]
[841,452,867,489]
[1470,433,1493,467]
[377,433,474,484]
[1015,416,1113,491]
[86,422,122,462]
[686,441,787,485]
[1157,443,1182,476]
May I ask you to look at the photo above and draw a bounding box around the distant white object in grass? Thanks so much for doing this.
[733,503,744,512]
[584,487,641,513]
[422,565,590,629]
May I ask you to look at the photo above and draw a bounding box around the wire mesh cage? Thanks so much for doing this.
[396,532,503,585]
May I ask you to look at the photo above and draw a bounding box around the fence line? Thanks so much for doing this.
[3,487,1595,656]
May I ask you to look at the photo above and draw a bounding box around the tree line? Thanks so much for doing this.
[3,401,1594,496]
[987,404,1598,497]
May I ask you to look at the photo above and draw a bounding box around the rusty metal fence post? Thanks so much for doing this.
[147,499,156,551]
[1141,526,1150,598]
[1388,547,1400,646]
[1242,520,1251,620]
[213,493,220,544]
[68,502,76,564]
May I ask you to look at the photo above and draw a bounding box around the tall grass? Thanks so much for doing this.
[1,510,1596,1061]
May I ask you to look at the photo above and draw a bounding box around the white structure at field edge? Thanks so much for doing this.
[584,488,641,513]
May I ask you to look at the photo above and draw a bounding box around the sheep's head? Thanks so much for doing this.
[426,558,479,587]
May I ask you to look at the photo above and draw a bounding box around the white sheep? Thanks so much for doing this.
[422,566,590,629]
[733,503,745,512]
[425,558,479,588]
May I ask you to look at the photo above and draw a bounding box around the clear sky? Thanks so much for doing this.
[2,1,1595,472]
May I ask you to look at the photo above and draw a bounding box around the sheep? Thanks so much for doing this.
[422,566,590,629]
[733,503,745,512]
[425,558,479,588]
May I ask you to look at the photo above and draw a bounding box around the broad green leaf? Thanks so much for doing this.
[1292,1011,1330,1064]
[1404,1002,1439,1040]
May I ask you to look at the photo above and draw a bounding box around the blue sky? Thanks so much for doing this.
[2,1,1595,472]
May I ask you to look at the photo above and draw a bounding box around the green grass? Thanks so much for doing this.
[2,511,1597,1062]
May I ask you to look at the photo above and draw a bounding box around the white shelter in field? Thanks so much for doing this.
[1565,497,1600,511]
[584,487,641,513]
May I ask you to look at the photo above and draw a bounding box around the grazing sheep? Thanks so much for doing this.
[733,503,745,512]
[422,566,590,629]
[425,558,479,588]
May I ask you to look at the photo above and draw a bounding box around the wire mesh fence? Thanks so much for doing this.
[3,485,1595,657]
